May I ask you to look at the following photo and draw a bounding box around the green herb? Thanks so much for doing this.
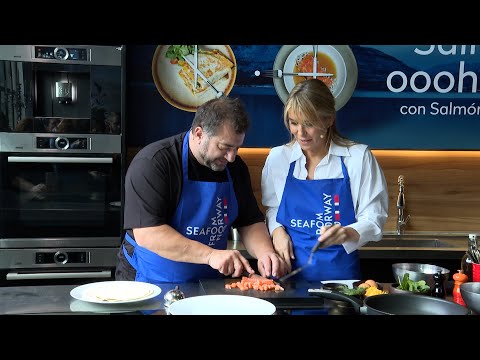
[165,45,194,63]
[340,287,366,296]
[398,273,431,293]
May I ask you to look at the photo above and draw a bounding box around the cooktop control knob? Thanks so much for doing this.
[54,251,69,265]
[54,47,69,60]
[55,137,69,150]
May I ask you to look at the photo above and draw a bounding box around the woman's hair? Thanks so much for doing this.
[191,97,250,136]
[283,79,355,147]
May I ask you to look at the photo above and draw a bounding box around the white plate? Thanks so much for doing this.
[70,281,161,304]
[151,45,237,112]
[283,45,346,97]
[321,279,360,288]
[273,45,358,111]
[167,294,276,315]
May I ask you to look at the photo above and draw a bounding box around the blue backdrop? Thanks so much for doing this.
[126,45,480,150]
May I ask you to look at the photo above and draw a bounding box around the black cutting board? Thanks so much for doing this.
[199,278,326,309]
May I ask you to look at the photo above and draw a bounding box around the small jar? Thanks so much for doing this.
[452,270,468,307]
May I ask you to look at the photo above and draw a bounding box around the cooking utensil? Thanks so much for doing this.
[469,234,480,263]
[163,285,185,307]
[392,262,450,289]
[276,264,308,283]
[276,238,328,284]
[254,69,334,78]
[312,45,317,79]
[467,250,478,264]
[193,45,198,90]
[277,251,315,283]
[167,294,276,315]
[388,282,431,296]
[308,288,470,315]
[182,56,224,98]
[460,281,480,314]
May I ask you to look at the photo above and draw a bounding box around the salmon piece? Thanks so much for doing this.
[225,274,284,292]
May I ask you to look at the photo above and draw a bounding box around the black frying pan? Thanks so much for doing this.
[308,288,470,315]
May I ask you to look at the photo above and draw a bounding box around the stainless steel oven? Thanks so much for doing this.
[0,45,125,282]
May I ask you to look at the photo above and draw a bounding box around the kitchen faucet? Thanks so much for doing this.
[396,175,410,235]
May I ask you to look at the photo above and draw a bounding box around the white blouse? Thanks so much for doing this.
[261,141,389,254]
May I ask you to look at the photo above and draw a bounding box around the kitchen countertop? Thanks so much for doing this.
[0,279,343,315]
[0,282,202,315]
[0,280,458,316]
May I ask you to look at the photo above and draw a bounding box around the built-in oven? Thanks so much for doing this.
[0,45,125,283]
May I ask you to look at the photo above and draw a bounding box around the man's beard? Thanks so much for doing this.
[199,138,226,172]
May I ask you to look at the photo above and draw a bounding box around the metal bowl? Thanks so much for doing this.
[392,263,450,289]
[388,282,431,296]
[460,282,480,314]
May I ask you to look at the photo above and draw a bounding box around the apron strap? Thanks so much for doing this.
[122,232,137,270]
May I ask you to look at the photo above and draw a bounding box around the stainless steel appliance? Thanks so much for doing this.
[0,45,125,282]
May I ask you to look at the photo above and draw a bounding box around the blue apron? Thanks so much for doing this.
[276,156,360,282]
[123,132,238,283]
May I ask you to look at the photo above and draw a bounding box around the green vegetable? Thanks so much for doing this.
[398,273,431,293]
[340,287,366,296]
[165,45,194,62]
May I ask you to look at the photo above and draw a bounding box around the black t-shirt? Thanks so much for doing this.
[124,131,264,230]
[116,131,264,280]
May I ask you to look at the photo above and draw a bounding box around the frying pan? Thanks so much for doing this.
[308,288,470,315]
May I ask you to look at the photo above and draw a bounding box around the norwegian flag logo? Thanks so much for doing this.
[334,194,340,221]
[223,198,228,224]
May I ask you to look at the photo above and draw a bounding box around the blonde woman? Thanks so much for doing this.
[261,79,388,281]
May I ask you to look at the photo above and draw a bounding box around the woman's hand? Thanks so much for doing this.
[256,251,289,279]
[316,224,359,248]
[272,227,294,272]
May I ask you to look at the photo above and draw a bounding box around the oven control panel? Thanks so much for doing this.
[36,251,88,265]
[36,136,88,150]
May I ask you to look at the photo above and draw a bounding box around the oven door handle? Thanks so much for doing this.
[6,270,112,280]
[8,156,113,164]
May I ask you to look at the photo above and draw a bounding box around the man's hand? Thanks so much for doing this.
[206,249,255,278]
[256,251,289,279]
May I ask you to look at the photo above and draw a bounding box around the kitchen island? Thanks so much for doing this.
[0,279,335,315]
[0,279,460,316]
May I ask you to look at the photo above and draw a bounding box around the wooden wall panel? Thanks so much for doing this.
[239,149,480,233]
[128,147,480,233]
[374,150,480,233]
